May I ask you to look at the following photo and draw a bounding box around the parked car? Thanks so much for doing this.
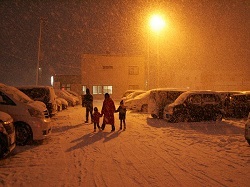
[125,91,150,112]
[55,97,62,111]
[65,90,81,105]
[245,112,250,145]
[148,88,187,119]
[0,111,16,159]
[164,91,224,122]
[224,93,250,118]
[121,90,143,98]
[122,90,146,102]
[216,91,241,104]
[54,89,76,107]
[56,97,68,110]
[17,86,57,117]
[0,83,52,145]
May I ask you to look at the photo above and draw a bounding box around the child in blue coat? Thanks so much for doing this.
[115,100,127,130]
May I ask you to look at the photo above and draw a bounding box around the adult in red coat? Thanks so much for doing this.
[101,93,116,131]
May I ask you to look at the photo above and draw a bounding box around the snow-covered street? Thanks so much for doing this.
[1,100,249,187]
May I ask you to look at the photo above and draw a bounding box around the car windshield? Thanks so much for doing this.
[134,92,149,99]
[4,86,33,103]
[173,92,189,105]
[19,88,49,103]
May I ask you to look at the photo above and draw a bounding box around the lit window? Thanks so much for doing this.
[61,84,71,90]
[103,86,112,94]
[82,86,87,94]
[93,86,102,94]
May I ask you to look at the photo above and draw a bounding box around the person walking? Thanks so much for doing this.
[115,100,127,130]
[92,107,102,132]
[82,88,93,123]
[101,93,116,132]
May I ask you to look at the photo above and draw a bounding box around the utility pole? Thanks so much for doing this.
[36,18,42,85]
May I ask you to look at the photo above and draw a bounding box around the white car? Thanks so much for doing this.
[0,111,16,158]
[122,90,145,102]
[0,83,52,145]
[65,90,82,105]
[57,97,68,110]
[245,112,250,145]
[148,88,187,119]
[125,91,150,112]
[55,89,76,107]
[121,90,138,98]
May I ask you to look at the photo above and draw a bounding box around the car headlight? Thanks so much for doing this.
[28,108,43,118]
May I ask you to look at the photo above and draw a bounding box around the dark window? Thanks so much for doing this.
[128,66,139,75]
[0,92,16,105]
[103,66,113,69]
[189,94,202,104]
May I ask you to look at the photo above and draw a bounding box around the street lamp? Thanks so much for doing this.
[149,14,166,88]
[36,18,43,85]
[149,14,166,34]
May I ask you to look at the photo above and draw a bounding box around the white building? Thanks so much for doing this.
[81,54,146,100]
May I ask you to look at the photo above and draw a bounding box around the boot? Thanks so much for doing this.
[111,125,115,132]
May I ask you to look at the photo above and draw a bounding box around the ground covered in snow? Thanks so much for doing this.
[0,100,249,187]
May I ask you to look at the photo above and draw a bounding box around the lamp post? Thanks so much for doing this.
[36,18,42,85]
[149,14,166,88]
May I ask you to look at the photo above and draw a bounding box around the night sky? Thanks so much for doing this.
[0,0,249,86]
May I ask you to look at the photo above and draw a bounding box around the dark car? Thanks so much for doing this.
[165,91,224,123]
[245,112,250,145]
[225,93,250,118]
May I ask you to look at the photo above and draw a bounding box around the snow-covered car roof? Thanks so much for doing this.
[122,90,146,101]
[0,83,33,103]
[17,85,54,89]
[122,89,144,98]
[173,90,221,105]
[149,87,188,92]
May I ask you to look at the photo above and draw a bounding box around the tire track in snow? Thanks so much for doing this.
[127,116,226,186]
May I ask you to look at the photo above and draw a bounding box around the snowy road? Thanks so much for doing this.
[0,100,249,187]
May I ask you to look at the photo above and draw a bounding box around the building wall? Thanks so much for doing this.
[81,54,146,100]
[53,74,82,95]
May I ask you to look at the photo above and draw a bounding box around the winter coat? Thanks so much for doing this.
[101,97,115,125]
[83,93,93,109]
[116,104,127,120]
[92,111,102,123]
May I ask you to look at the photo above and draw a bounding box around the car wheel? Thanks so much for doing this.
[174,113,185,123]
[62,104,67,110]
[141,104,148,113]
[15,122,32,146]
[213,113,223,121]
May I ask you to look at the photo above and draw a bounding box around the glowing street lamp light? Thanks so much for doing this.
[149,14,166,34]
